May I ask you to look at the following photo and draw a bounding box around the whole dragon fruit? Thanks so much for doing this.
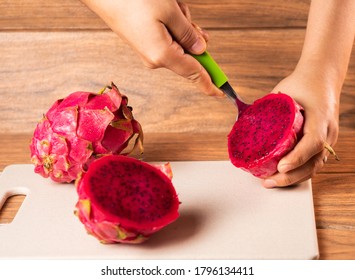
[228,93,304,178]
[30,82,143,183]
[75,155,180,244]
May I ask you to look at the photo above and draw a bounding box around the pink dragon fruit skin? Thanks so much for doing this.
[75,155,180,244]
[30,83,143,183]
[228,93,304,178]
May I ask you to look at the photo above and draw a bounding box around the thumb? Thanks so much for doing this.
[165,4,207,54]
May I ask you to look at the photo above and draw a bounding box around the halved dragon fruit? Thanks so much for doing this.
[75,155,180,244]
[30,82,143,183]
[228,93,304,178]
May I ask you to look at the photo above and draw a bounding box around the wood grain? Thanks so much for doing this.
[1,0,355,260]
[312,174,355,231]
[0,131,354,173]
[317,229,355,260]
[313,174,355,259]
[0,0,310,30]
[1,132,355,259]
[1,30,354,134]
[0,195,26,224]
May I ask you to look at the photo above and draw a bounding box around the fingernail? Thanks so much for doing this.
[323,156,328,164]
[190,37,206,54]
[263,179,277,188]
[278,163,291,173]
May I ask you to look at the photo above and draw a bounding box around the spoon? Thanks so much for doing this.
[194,52,342,162]
[192,51,250,115]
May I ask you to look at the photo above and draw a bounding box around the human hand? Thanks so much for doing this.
[262,65,340,188]
[81,0,223,97]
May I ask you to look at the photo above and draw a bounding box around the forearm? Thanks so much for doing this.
[297,0,355,97]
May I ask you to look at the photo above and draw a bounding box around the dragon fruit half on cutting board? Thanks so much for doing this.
[75,155,180,244]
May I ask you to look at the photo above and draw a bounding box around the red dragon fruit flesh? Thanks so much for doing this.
[75,155,180,244]
[30,82,143,183]
[228,93,304,178]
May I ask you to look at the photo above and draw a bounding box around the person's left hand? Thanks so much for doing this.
[262,66,340,188]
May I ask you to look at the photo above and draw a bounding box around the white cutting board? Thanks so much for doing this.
[0,162,318,259]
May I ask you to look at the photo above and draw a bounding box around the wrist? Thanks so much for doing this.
[295,57,344,99]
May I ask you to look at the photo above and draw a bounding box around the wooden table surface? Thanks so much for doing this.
[0,0,354,260]
[1,132,355,260]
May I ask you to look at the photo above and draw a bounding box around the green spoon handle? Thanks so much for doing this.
[191,51,228,88]
[192,51,249,113]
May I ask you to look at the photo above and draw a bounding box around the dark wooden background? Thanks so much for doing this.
[0,0,354,134]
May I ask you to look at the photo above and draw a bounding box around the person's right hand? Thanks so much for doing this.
[81,0,224,97]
